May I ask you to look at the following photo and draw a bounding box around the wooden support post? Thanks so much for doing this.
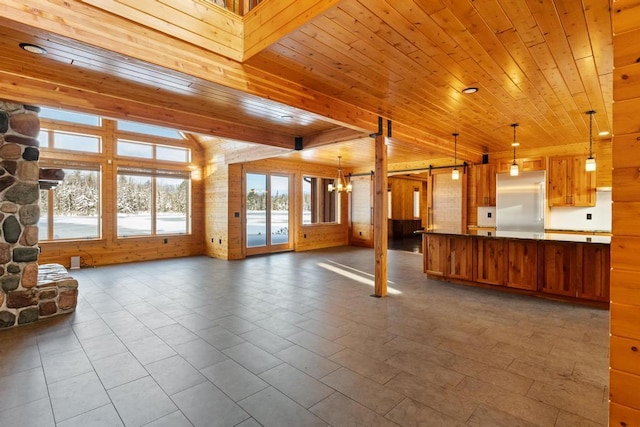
[373,133,388,297]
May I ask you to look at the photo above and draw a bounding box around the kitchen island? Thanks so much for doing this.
[421,230,610,307]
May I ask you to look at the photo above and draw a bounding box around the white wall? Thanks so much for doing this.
[547,189,612,232]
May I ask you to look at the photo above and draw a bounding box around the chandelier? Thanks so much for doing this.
[328,156,352,193]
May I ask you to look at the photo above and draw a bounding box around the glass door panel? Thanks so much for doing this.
[246,173,267,248]
[270,175,289,246]
[245,172,292,254]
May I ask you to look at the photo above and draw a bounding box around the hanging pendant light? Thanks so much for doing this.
[451,132,460,180]
[586,110,596,172]
[510,123,520,176]
[328,156,352,193]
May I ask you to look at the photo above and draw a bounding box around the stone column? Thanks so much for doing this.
[0,101,41,328]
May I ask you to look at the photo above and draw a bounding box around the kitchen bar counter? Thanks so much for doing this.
[421,230,610,307]
[422,229,611,244]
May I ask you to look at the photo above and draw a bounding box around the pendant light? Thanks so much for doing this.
[586,110,596,172]
[510,123,520,176]
[451,132,460,180]
[328,156,352,193]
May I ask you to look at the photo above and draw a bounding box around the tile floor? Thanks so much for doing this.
[0,246,609,426]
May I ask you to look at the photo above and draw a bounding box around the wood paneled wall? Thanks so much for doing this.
[203,154,349,259]
[388,176,424,221]
[203,147,232,260]
[610,3,640,424]
[38,119,205,267]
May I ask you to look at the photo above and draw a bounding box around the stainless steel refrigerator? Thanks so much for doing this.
[496,170,546,232]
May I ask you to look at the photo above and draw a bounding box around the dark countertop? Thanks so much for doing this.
[419,229,611,244]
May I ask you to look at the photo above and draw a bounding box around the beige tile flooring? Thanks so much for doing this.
[0,247,609,426]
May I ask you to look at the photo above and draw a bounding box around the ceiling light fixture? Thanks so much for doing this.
[510,123,520,177]
[451,132,460,180]
[598,130,609,136]
[19,43,47,55]
[461,87,478,94]
[328,156,352,193]
[586,110,596,172]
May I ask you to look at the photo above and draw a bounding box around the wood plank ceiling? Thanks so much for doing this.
[0,0,613,168]
[246,0,613,155]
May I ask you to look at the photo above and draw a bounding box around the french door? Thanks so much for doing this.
[245,172,292,255]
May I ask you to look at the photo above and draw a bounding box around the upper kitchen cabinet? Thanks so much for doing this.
[548,156,596,207]
[474,164,496,206]
[496,157,546,174]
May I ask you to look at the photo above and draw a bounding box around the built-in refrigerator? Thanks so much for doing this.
[496,170,546,232]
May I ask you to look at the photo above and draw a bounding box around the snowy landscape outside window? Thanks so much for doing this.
[117,168,190,237]
[38,167,101,240]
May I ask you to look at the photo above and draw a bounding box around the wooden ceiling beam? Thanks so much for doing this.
[0,70,295,149]
[303,127,370,149]
[0,0,379,134]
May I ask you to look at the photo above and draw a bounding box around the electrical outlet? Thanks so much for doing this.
[163,238,168,244]
[219,239,222,244]
[586,213,592,220]
[304,233,307,238]
[487,212,492,218]
[211,238,214,243]
[234,212,240,218]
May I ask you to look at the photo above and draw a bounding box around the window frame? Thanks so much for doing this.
[302,175,340,225]
[38,162,102,242]
[116,165,192,238]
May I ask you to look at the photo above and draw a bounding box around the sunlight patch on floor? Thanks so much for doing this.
[317,261,402,295]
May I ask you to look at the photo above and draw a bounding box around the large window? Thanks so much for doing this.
[38,107,196,243]
[38,130,101,153]
[39,107,101,126]
[117,140,190,162]
[39,167,101,241]
[302,176,338,224]
[117,168,190,237]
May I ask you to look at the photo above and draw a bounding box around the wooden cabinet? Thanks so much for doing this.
[548,156,596,207]
[475,237,506,285]
[474,164,496,206]
[422,233,609,305]
[446,235,474,280]
[424,233,446,277]
[539,241,583,297]
[496,157,546,174]
[580,243,610,301]
[423,234,473,280]
[507,240,538,290]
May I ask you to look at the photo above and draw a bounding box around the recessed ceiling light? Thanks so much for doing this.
[19,43,47,55]
[511,142,520,147]
[461,87,478,94]
[598,131,610,136]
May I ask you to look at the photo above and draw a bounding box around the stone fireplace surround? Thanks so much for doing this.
[0,100,77,328]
